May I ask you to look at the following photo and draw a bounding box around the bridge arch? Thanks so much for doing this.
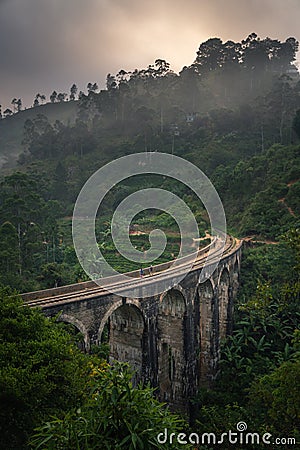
[232,259,240,295]
[57,313,89,352]
[159,285,187,308]
[198,280,215,382]
[218,268,230,340]
[157,288,187,408]
[98,300,146,384]
[97,298,142,342]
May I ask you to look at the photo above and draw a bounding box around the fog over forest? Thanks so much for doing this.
[0,0,299,109]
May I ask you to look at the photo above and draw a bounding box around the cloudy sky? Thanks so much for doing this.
[0,0,300,110]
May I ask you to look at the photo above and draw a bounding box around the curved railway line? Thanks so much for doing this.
[22,234,241,309]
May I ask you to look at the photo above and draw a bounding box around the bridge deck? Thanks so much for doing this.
[22,235,242,308]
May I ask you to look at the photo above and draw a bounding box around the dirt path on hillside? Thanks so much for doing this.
[277,179,299,218]
[278,198,296,217]
[243,236,279,245]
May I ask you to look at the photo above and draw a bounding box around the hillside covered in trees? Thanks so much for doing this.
[0,33,299,291]
[0,33,300,449]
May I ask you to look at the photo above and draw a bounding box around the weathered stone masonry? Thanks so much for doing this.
[38,243,241,413]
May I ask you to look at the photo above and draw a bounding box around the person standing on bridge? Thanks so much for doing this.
[140,267,144,278]
[149,265,153,276]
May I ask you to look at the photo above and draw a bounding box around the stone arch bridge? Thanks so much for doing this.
[22,235,242,412]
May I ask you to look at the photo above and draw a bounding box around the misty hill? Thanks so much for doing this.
[1,33,299,168]
[0,100,77,168]
[0,33,299,250]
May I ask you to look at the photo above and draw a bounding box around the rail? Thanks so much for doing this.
[22,234,242,308]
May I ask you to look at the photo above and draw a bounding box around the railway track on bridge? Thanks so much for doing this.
[23,235,241,308]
